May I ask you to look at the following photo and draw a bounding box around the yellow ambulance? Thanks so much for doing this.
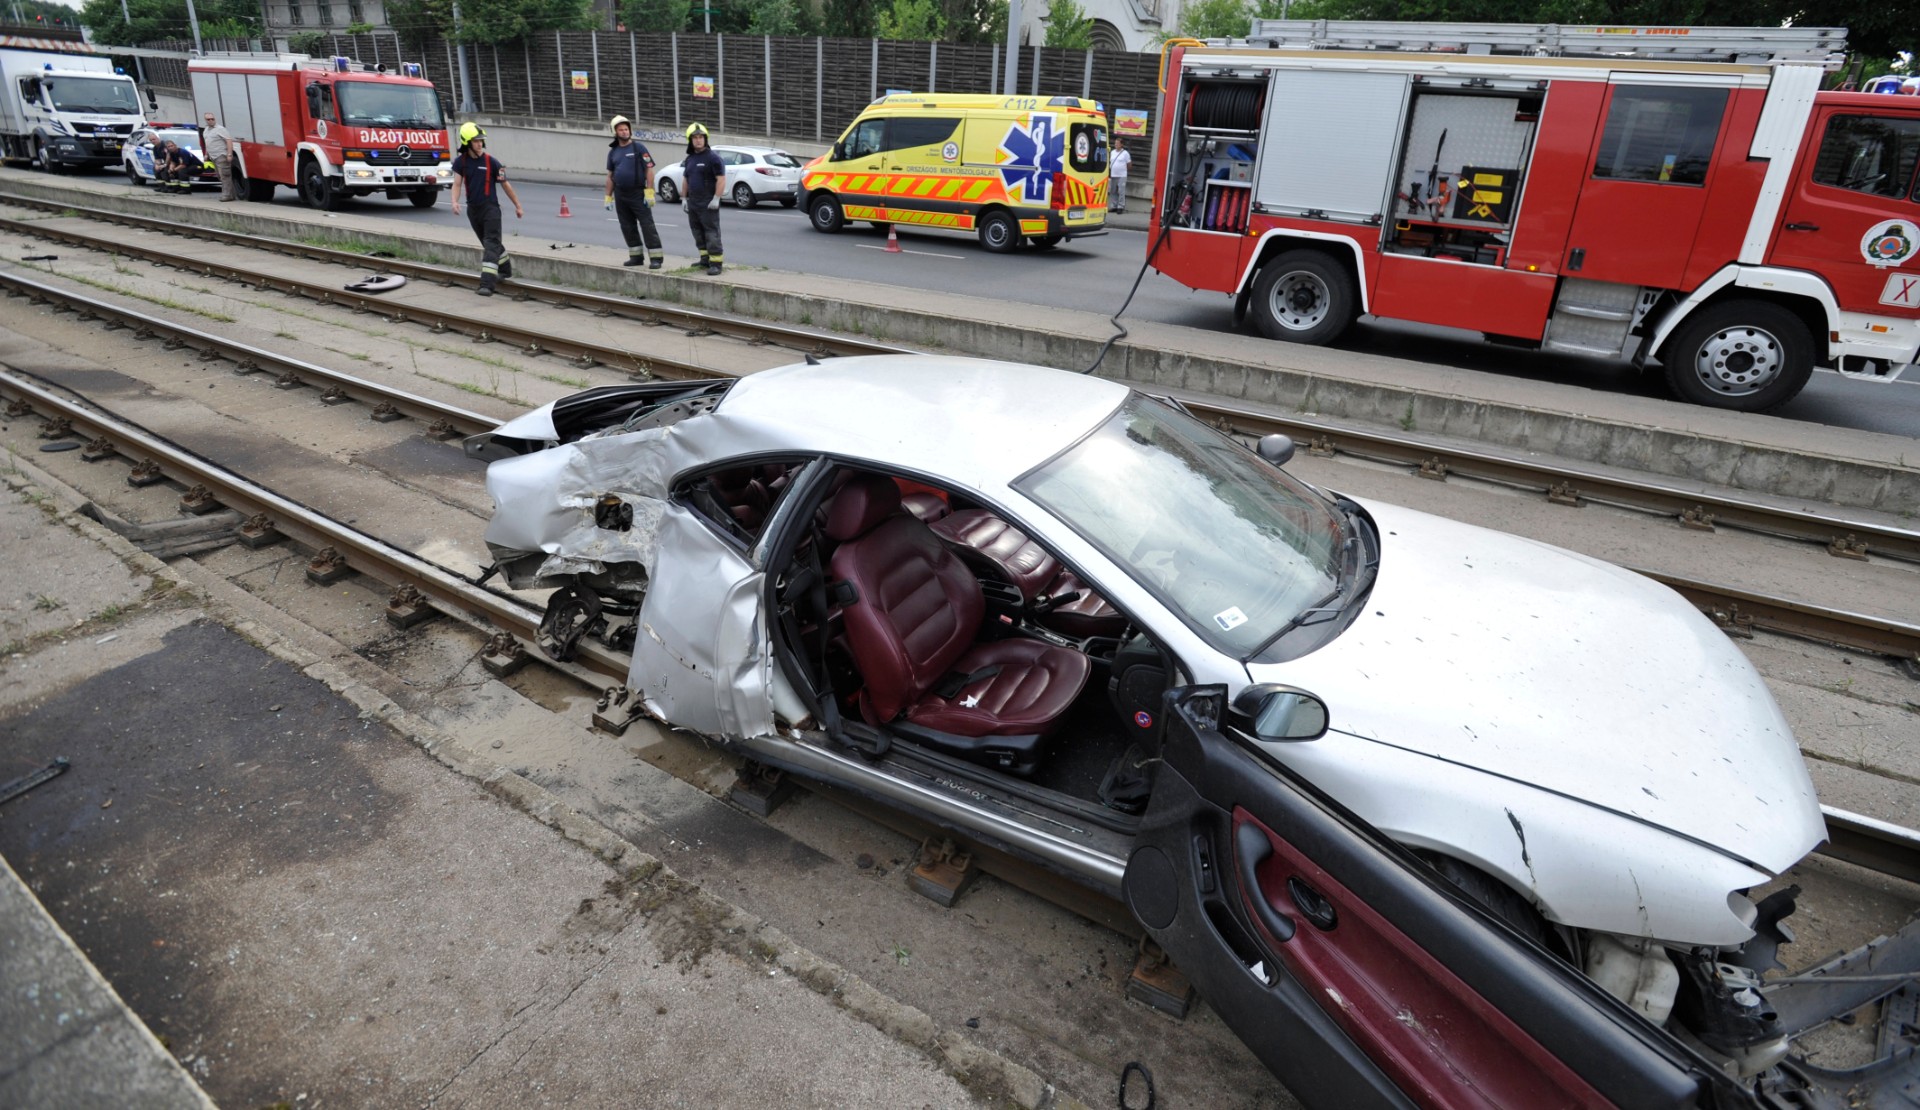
[802,94,1110,252]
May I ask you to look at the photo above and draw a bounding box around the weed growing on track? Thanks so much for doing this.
[29,267,237,323]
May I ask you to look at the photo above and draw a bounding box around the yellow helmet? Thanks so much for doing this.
[609,115,631,133]
[685,122,708,140]
[457,121,484,148]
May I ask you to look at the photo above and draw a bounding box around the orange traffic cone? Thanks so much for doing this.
[884,225,901,253]
[558,194,573,218]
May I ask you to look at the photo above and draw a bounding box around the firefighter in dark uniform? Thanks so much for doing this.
[449,122,524,296]
[604,115,663,269]
[681,122,725,276]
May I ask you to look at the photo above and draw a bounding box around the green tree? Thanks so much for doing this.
[620,0,691,31]
[384,0,452,50]
[876,0,942,38]
[78,0,262,43]
[1176,0,1249,37]
[938,0,1005,40]
[451,0,596,43]
[1043,0,1091,47]
[822,0,876,36]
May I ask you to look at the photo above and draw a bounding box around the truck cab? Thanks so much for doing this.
[0,32,145,171]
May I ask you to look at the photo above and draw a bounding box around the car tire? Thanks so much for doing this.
[34,140,59,174]
[779,196,797,208]
[1661,299,1814,412]
[1031,234,1064,250]
[655,178,679,204]
[246,175,275,203]
[1249,249,1356,345]
[408,189,438,208]
[733,182,757,209]
[125,160,141,185]
[977,209,1018,253]
[809,193,844,234]
[299,158,340,211]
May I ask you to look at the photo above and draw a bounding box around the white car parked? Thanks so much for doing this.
[654,145,802,208]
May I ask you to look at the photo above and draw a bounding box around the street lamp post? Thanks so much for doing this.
[1003,0,1022,95]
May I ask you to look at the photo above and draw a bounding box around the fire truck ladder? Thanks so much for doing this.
[1243,20,1848,66]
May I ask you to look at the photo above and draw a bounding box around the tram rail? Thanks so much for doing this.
[3,190,1915,570]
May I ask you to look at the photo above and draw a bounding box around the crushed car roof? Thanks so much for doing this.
[717,357,1130,489]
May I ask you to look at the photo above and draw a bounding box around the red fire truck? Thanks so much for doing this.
[1148,22,1920,411]
[187,54,450,211]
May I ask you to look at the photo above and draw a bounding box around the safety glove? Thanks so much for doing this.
[604,194,614,210]
[643,188,655,207]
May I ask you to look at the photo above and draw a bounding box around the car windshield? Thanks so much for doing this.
[1017,395,1346,657]
[46,76,139,114]
[765,152,801,168]
[335,82,444,128]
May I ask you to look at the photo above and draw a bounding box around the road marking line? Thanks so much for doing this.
[855,244,964,260]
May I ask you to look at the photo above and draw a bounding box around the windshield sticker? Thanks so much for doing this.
[1214,606,1248,632]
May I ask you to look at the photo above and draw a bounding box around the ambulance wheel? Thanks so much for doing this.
[978,210,1019,253]
[779,196,797,208]
[656,178,679,204]
[1250,250,1355,345]
[1662,300,1813,411]
[733,182,757,209]
[809,194,844,233]
[408,189,438,208]
[1030,234,1064,250]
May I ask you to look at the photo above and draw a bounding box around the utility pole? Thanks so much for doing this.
[1002,0,1022,95]
[451,0,474,112]
[117,0,149,82]
[184,0,204,53]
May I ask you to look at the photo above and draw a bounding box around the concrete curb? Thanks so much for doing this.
[5,172,1915,519]
[2,454,1086,1110]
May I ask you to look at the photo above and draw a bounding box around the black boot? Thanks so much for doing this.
[498,259,513,280]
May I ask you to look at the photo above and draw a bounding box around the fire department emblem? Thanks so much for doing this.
[1861,219,1915,268]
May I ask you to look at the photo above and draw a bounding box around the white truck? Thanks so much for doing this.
[0,29,146,171]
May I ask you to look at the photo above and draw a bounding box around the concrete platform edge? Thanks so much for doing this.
[0,455,1088,1110]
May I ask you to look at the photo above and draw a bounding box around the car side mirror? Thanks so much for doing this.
[830,141,845,160]
[1230,683,1328,742]
[145,87,158,111]
[1257,433,1295,467]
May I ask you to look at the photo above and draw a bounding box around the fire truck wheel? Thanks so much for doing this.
[408,189,438,208]
[809,194,844,233]
[978,209,1019,253]
[299,159,341,211]
[1250,250,1355,345]
[1663,300,1813,411]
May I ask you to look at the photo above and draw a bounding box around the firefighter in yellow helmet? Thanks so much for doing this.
[680,122,725,276]
[603,115,663,269]
[449,122,523,295]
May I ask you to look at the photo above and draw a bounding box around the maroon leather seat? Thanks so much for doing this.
[826,476,1089,772]
[930,509,1127,639]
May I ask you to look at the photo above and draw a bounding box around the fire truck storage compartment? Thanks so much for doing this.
[190,70,285,146]
[1169,77,1263,233]
[1250,70,1409,223]
[1385,85,1542,266]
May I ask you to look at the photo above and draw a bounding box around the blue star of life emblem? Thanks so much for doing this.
[999,115,1064,204]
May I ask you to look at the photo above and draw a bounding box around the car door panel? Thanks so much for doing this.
[630,502,774,739]
[1123,685,1714,1110]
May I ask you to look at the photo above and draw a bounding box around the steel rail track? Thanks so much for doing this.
[0,193,903,359]
[3,259,1917,668]
[2,366,1916,887]
[1186,398,1920,566]
[0,269,501,439]
[0,217,730,383]
[6,190,1917,570]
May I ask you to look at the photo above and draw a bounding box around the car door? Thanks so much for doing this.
[880,116,962,226]
[1767,107,1920,316]
[1123,684,1729,1110]
[832,117,891,221]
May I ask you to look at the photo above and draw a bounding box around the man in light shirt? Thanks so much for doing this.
[201,112,237,202]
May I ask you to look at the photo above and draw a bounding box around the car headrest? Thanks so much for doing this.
[823,474,901,541]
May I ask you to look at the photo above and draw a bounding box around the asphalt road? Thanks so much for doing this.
[243,175,1920,440]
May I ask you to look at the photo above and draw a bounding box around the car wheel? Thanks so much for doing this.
[779,196,797,208]
[299,159,340,211]
[733,182,757,209]
[34,140,59,174]
[408,188,438,208]
[125,160,141,185]
[1661,300,1814,412]
[809,193,844,233]
[246,175,275,203]
[655,177,679,204]
[977,209,1018,253]
[1249,249,1356,345]
[1031,234,1064,250]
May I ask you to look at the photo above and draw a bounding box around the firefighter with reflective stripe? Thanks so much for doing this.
[605,115,664,269]
[449,123,524,296]
[681,123,725,276]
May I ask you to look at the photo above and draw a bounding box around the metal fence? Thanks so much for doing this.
[140,32,1164,168]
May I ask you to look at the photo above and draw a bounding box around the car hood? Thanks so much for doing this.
[1248,500,1823,873]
